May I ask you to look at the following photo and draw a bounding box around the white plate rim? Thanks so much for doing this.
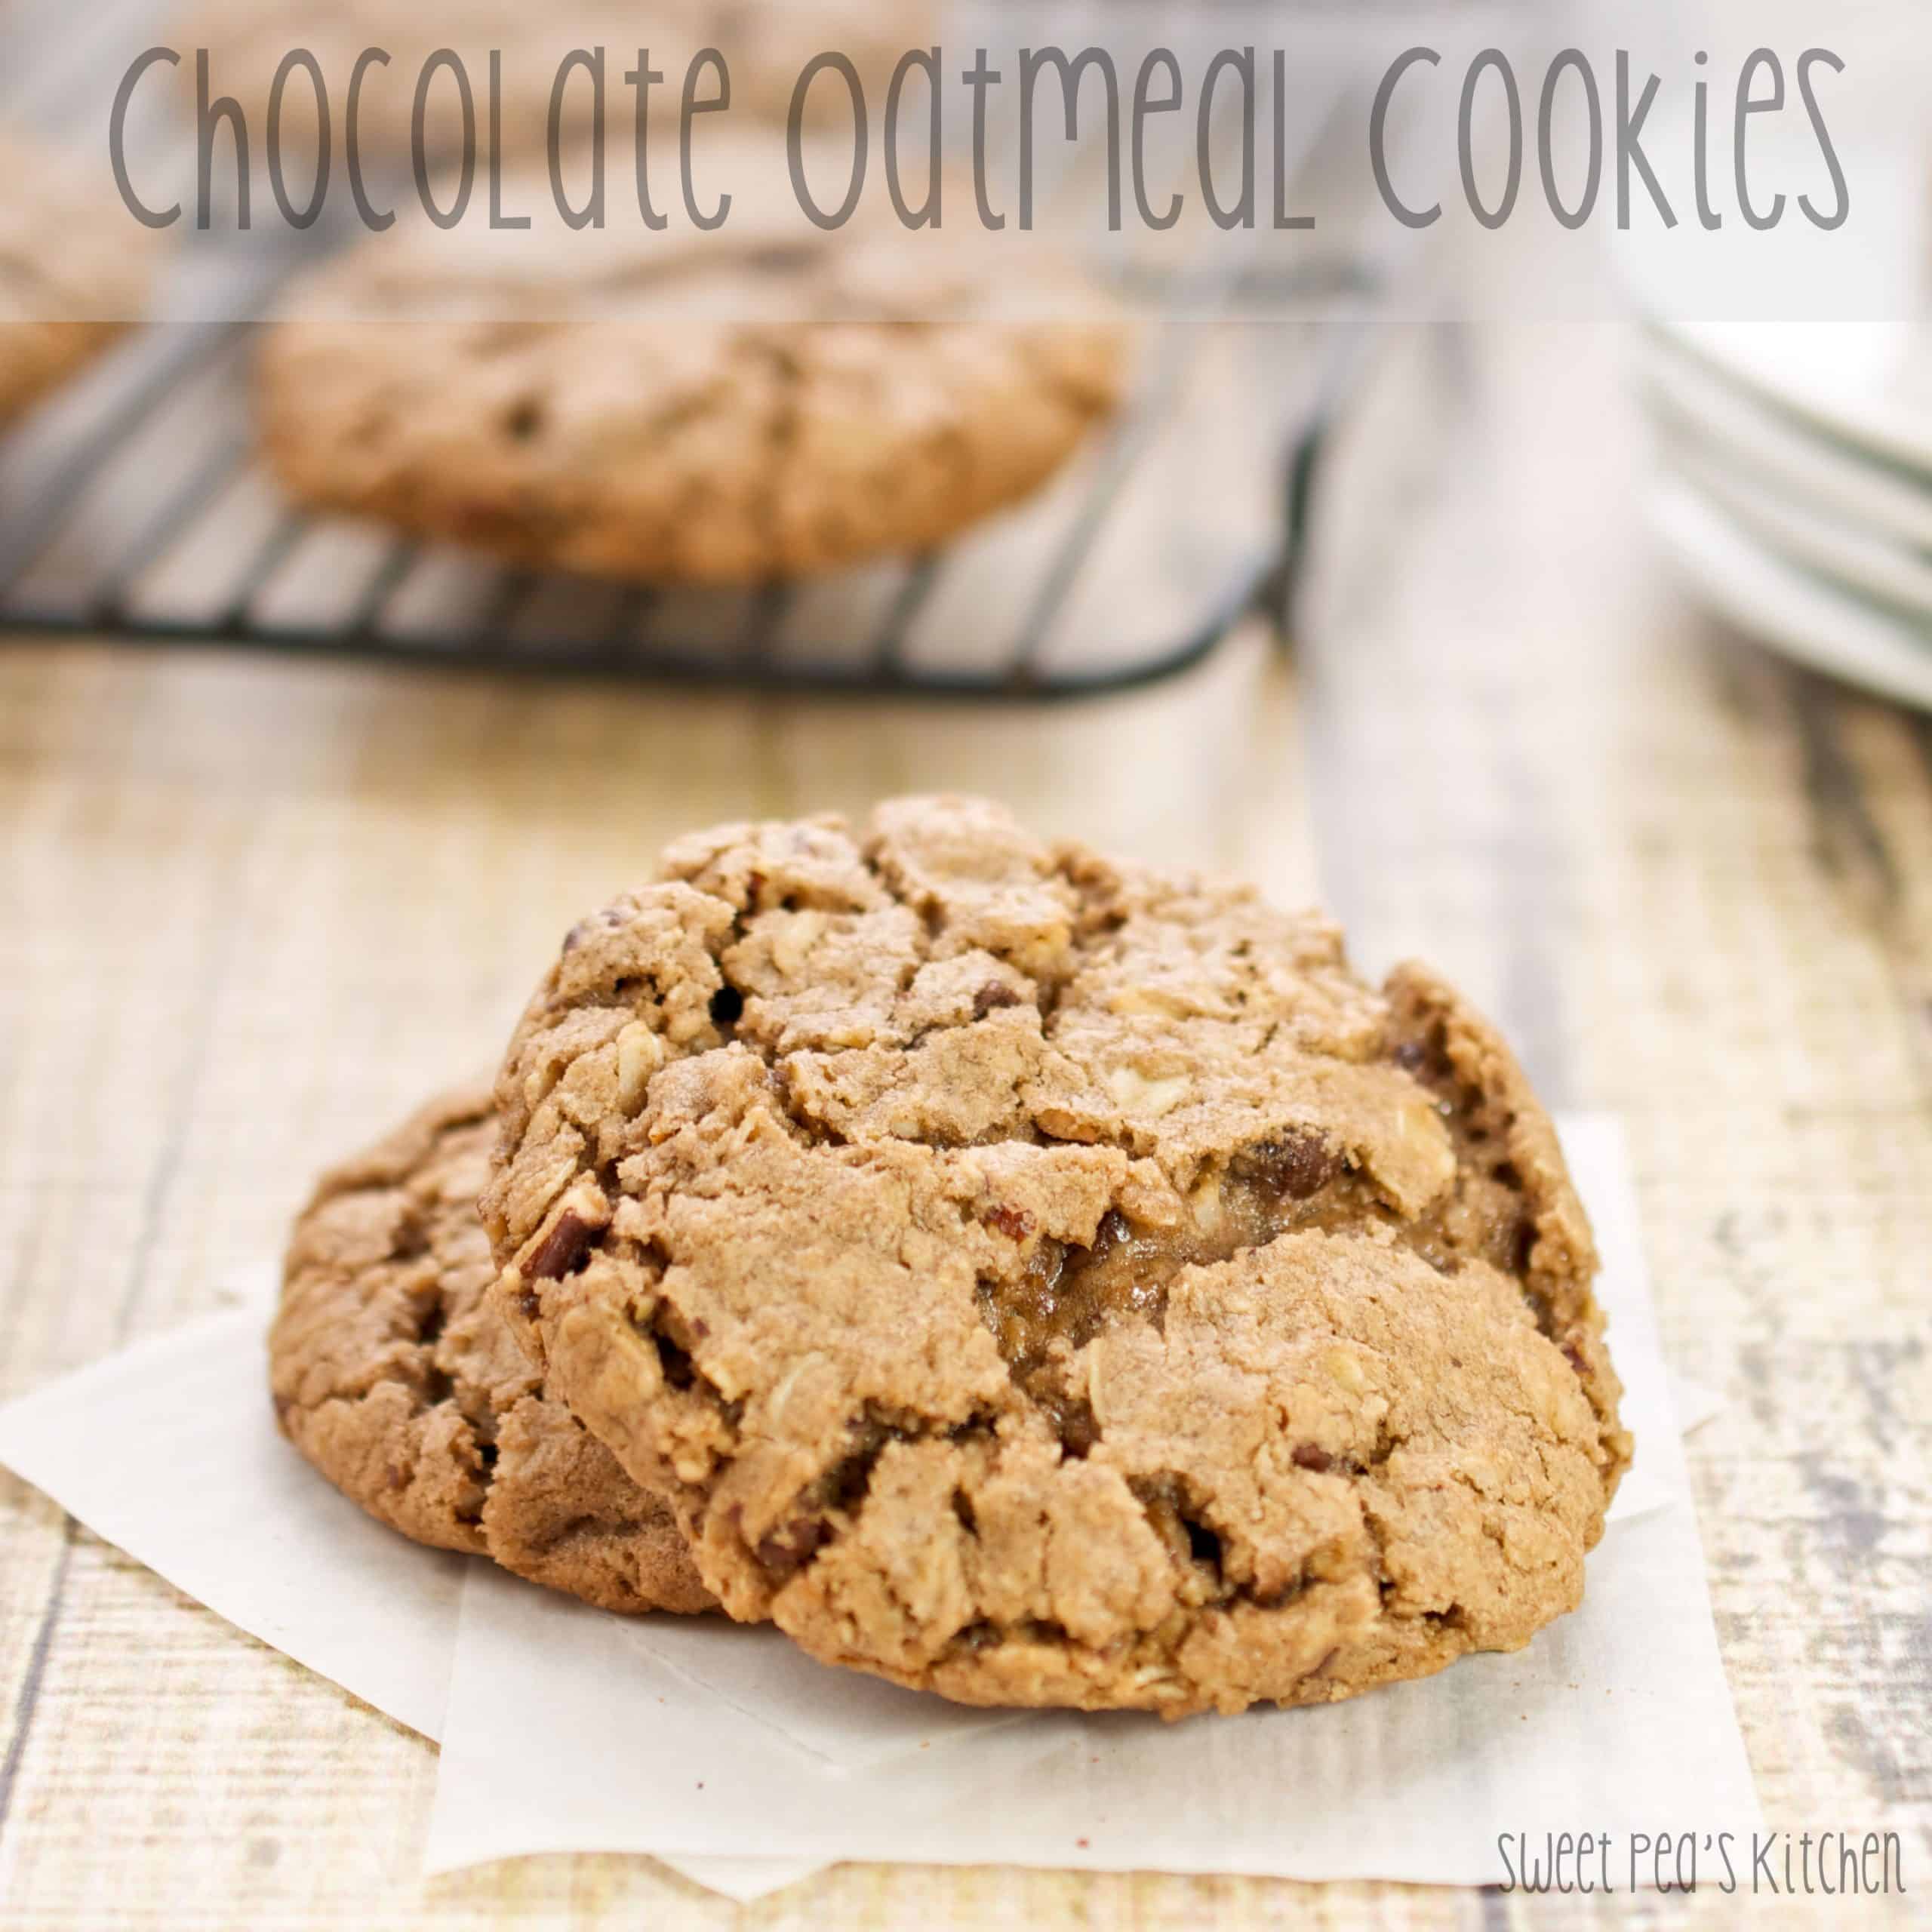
[1649,480,1932,713]
[1647,314,1932,483]
[1638,330,1932,553]
[1659,433,1932,625]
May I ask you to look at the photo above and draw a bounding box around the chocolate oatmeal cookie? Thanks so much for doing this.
[484,798,1629,1714]
[256,133,1128,585]
[272,1087,711,1615]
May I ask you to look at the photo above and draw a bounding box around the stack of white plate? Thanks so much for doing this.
[1635,316,1932,710]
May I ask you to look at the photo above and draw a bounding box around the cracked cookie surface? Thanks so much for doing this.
[485,797,1629,1714]
[272,1088,712,1615]
[258,131,1127,586]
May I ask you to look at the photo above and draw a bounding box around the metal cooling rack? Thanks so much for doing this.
[0,0,1417,699]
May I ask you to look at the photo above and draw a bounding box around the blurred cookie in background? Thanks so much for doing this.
[179,0,928,159]
[0,128,156,432]
[255,131,1129,586]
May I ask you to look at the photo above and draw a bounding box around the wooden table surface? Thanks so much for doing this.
[2,320,1927,1930]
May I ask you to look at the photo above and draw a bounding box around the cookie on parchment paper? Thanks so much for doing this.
[482,797,1630,1718]
[272,1087,712,1616]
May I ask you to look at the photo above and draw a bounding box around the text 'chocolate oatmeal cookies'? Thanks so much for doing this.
[271,1088,712,1616]
[483,798,1631,1718]
[257,132,1128,586]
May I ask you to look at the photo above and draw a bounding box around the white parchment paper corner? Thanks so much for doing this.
[0,1301,818,1906]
